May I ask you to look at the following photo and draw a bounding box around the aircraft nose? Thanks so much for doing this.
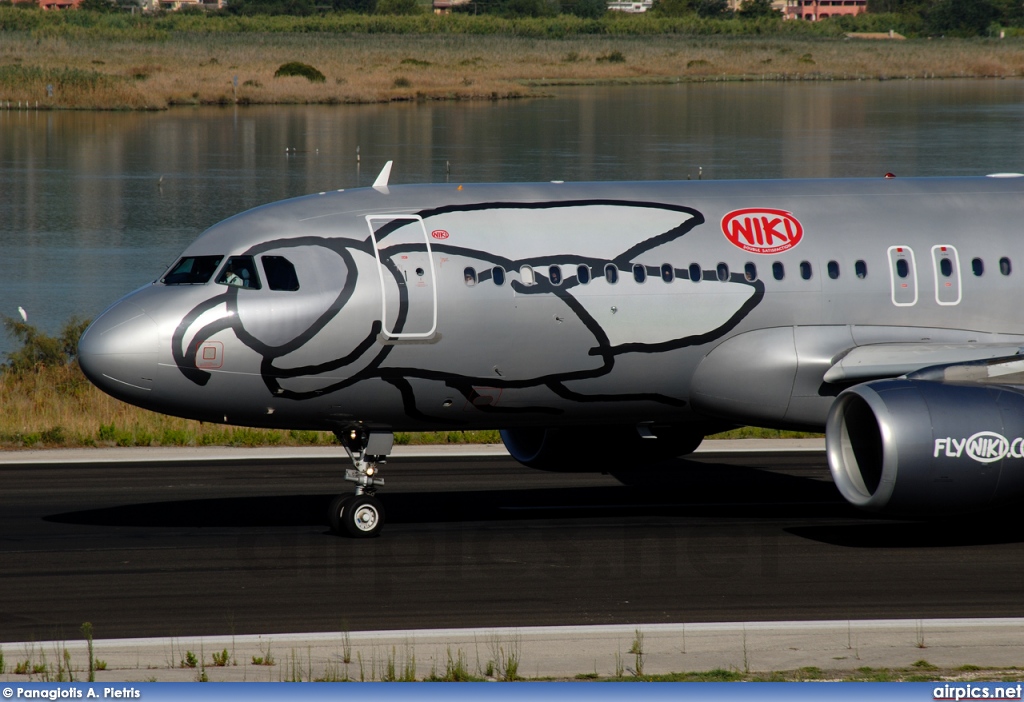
[78,302,159,401]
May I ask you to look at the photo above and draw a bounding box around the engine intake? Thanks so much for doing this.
[826,379,1024,514]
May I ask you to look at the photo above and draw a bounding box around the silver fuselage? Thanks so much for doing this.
[78,176,1024,434]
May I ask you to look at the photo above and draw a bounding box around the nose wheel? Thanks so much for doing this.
[329,494,385,538]
[329,428,393,538]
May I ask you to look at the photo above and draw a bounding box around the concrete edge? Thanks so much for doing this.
[0,439,826,465]
[43,617,1024,651]
[4,618,1024,682]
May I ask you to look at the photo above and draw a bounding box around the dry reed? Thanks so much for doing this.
[1,32,1022,109]
[0,364,812,449]
[0,363,502,448]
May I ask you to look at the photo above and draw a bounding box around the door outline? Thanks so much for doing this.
[931,244,962,306]
[887,245,918,307]
[365,214,438,339]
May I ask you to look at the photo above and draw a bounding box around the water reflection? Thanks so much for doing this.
[1,80,1023,355]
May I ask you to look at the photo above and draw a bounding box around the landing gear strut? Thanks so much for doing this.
[329,427,393,538]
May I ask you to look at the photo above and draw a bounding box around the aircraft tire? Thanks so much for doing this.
[341,495,385,538]
[328,494,353,534]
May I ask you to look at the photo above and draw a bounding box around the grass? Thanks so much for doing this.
[0,360,815,449]
[0,315,815,450]
[0,18,1022,109]
[0,362,507,448]
[596,664,1024,682]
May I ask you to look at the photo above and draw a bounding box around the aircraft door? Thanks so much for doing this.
[931,244,962,306]
[366,214,438,339]
[887,245,918,307]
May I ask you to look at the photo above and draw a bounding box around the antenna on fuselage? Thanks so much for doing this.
[373,161,393,194]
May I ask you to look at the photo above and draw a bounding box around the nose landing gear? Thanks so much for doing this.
[329,428,393,538]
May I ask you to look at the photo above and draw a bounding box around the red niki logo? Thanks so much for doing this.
[431,229,450,240]
[721,208,803,255]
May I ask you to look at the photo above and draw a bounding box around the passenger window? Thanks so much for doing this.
[827,260,839,280]
[492,266,506,286]
[855,260,867,279]
[717,263,729,282]
[896,259,909,279]
[217,256,261,289]
[633,264,647,283]
[972,258,984,276]
[744,262,757,282]
[605,263,618,284]
[939,258,953,277]
[162,255,223,285]
[661,263,674,283]
[772,262,785,281]
[520,265,535,286]
[1001,257,1012,276]
[262,255,299,291]
[800,261,812,280]
[549,265,562,286]
[464,267,477,287]
[577,264,591,284]
[688,263,702,283]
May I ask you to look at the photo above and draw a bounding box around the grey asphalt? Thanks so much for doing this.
[3,440,1024,671]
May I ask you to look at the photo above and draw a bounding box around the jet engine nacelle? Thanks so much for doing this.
[500,425,708,472]
[826,378,1024,514]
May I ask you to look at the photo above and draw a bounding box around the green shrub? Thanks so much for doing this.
[377,0,422,15]
[596,49,626,62]
[1,315,91,374]
[40,426,66,445]
[273,61,325,82]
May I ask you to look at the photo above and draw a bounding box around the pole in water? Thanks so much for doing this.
[356,145,360,163]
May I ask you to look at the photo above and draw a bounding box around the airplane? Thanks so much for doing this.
[77,163,1024,537]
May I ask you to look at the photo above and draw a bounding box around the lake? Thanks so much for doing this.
[2,80,1023,359]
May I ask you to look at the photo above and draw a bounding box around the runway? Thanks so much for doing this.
[3,445,1024,645]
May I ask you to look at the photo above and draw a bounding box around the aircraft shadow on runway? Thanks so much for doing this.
[785,518,1024,548]
[44,458,855,530]
[42,458,1024,543]
[38,454,1024,545]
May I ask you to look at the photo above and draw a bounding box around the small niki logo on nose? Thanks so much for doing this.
[197,341,224,369]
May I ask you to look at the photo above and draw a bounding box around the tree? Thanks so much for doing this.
[328,0,376,12]
[990,0,1024,25]
[227,0,317,14]
[508,0,557,16]
[694,0,728,17]
[78,0,118,12]
[376,0,422,13]
[651,0,692,16]
[737,0,780,17]
[866,0,926,13]
[925,0,999,35]
[562,0,605,18]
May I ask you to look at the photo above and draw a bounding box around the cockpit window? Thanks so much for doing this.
[162,256,223,285]
[217,256,261,289]
[263,256,300,291]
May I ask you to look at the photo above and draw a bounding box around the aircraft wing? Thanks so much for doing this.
[823,343,1024,383]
